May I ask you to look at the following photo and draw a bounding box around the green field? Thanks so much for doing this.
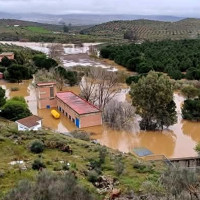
[26,26,51,34]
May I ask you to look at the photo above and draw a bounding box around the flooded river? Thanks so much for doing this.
[0,41,199,158]
[0,79,199,159]
[0,41,119,71]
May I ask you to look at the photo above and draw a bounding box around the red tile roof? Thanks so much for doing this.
[37,82,56,87]
[56,91,101,115]
[16,115,42,128]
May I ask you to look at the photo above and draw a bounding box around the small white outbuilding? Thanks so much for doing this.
[16,115,42,131]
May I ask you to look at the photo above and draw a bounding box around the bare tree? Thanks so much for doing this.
[80,76,98,104]
[34,68,66,91]
[103,100,138,131]
[48,43,64,64]
[80,67,120,110]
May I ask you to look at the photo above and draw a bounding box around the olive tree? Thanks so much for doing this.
[130,71,177,130]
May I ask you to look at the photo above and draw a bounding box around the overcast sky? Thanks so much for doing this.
[0,0,200,17]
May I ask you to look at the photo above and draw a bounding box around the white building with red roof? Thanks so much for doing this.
[16,115,42,131]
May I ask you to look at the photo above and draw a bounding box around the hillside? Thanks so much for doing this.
[0,19,99,43]
[0,12,183,25]
[81,18,200,41]
[0,119,163,199]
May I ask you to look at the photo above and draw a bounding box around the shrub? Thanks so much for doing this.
[99,147,107,164]
[71,130,90,141]
[182,99,200,121]
[181,85,200,99]
[29,140,44,154]
[114,156,124,176]
[195,143,200,155]
[133,162,154,173]
[87,170,99,183]
[32,159,46,170]
[5,171,95,200]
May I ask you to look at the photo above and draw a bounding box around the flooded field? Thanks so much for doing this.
[0,79,200,159]
[0,41,200,159]
[0,41,118,71]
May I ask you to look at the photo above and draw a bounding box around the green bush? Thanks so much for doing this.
[71,130,90,141]
[114,156,124,176]
[29,140,44,154]
[133,162,154,173]
[87,170,99,183]
[0,97,31,121]
[194,143,200,155]
[99,147,107,164]
[33,55,58,70]
[32,159,46,170]
[5,171,95,200]
[182,99,200,121]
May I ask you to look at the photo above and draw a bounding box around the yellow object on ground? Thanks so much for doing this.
[51,109,60,119]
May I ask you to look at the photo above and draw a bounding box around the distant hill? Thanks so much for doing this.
[0,19,96,43]
[81,18,200,41]
[0,19,62,31]
[0,12,183,25]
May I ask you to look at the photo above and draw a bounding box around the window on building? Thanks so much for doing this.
[69,115,71,120]
[72,118,75,123]
[65,112,68,117]
[50,87,54,98]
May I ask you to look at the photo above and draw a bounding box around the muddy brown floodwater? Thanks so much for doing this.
[1,79,200,159]
[0,41,200,159]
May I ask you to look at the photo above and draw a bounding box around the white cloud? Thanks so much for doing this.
[0,0,199,17]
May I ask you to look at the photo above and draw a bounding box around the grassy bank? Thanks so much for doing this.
[0,120,163,199]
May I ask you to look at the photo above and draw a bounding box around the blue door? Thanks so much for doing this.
[75,118,80,128]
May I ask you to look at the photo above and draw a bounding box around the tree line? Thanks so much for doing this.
[100,39,200,82]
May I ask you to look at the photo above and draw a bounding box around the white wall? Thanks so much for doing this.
[16,120,42,131]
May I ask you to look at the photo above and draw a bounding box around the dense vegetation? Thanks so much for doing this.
[130,71,177,130]
[182,99,200,121]
[82,18,200,41]
[101,39,200,82]
[0,95,31,121]
[0,44,44,82]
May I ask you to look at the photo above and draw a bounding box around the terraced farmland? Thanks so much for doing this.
[81,18,200,41]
